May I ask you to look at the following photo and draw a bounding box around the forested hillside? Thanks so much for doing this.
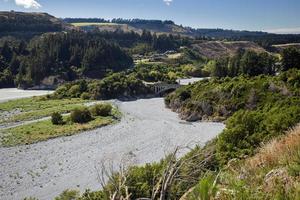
[0,32,133,88]
[0,11,72,39]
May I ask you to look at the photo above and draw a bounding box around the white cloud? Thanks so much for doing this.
[163,0,173,6]
[13,0,42,9]
[265,27,300,34]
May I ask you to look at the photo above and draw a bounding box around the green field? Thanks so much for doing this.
[71,22,119,27]
[1,116,115,147]
[0,97,91,124]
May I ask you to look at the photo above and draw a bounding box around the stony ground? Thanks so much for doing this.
[0,89,53,103]
[0,96,224,200]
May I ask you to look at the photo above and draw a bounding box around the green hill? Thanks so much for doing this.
[0,11,72,38]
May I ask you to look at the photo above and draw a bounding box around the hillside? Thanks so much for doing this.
[192,40,266,58]
[71,21,193,36]
[66,18,300,51]
[272,43,300,52]
[68,18,266,38]
[0,11,72,38]
[0,32,133,89]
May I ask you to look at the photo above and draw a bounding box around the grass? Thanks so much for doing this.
[1,115,115,147]
[71,22,119,27]
[0,97,91,123]
[167,53,182,59]
[246,125,300,174]
[215,125,300,200]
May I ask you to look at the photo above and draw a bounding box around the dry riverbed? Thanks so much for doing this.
[0,97,225,200]
[0,88,53,103]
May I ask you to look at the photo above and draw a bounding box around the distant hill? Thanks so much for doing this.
[64,18,269,38]
[65,18,300,47]
[192,41,266,58]
[272,43,300,52]
[0,11,72,38]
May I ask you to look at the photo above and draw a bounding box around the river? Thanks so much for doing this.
[0,90,224,200]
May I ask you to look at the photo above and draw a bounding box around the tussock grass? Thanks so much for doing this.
[216,125,300,200]
[247,125,300,171]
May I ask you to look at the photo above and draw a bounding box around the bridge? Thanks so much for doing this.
[144,81,181,95]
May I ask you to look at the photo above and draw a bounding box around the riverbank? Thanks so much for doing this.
[0,98,224,200]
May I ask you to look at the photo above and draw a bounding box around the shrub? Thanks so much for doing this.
[89,103,112,117]
[51,112,64,125]
[68,85,81,98]
[80,92,90,100]
[54,85,68,99]
[70,107,92,123]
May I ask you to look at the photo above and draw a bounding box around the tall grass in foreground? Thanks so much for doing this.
[216,125,300,200]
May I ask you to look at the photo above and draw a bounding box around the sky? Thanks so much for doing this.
[1,0,300,34]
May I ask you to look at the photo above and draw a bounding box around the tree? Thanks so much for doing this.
[1,42,13,63]
[281,47,300,71]
[210,58,228,78]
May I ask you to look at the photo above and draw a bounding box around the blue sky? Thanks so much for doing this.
[1,0,300,33]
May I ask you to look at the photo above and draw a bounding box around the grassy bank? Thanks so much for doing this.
[187,125,300,200]
[1,114,116,147]
[0,97,91,124]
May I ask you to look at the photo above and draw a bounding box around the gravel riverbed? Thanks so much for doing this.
[0,88,53,103]
[0,97,224,200]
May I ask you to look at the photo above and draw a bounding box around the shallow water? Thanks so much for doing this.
[0,97,224,200]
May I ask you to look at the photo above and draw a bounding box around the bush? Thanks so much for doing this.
[70,107,92,124]
[68,85,81,98]
[89,103,112,117]
[80,92,90,100]
[51,112,64,125]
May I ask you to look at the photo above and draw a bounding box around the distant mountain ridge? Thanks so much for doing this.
[64,18,300,47]
[0,11,300,46]
[64,17,270,38]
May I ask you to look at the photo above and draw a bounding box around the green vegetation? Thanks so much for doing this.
[188,173,218,200]
[53,73,152,100]
[213,126,300,200]
[0,11,63,33]
[51,112,64,125]
[0,97,90,123]
[204,49,278,78]
[132,48,208,83]
[70,107,92,124]
[3,12,300,200]
[1,115,113,147]
[1,103,118,147]
[89,103,112,117]
[0,32,133,88]
[166,69,300,163]
[281,47,300,71]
